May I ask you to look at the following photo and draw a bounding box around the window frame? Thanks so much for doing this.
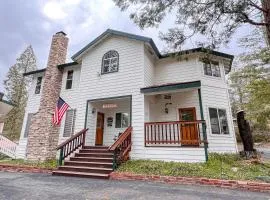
[65,70,73,90]
[208,107,230,135]
[203,61,221,78]
[115,112,129,128]
[35,76,42,94]
[101,50,119,75]
[63,109,76,137]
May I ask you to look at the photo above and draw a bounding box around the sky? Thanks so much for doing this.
[0,0,251,92]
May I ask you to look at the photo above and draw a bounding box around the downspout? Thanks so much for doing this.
[198,88,208,161]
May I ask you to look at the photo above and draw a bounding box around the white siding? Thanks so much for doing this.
[16,73,44,158]
[144,47,155,87]
[141,90,206,162]
[154,56,200,85]
[201,85,237,153]
[72,36,146,163]
[58,65,81,145]
[86,98,131,146]
[17,34,237,162]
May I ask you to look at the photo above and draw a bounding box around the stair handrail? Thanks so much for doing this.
[56,128,88,166]
[0,134,17,159]
[108,126,132,169]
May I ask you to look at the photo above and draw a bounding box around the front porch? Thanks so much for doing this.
[143,81,207,149]
[85,96,132,147]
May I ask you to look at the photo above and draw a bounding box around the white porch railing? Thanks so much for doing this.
[0,134,17,158]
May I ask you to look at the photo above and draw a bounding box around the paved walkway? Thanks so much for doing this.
[0,172,269,200]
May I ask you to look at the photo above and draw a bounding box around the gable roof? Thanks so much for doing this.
[25,29,235,76]
[71,29,161,60]
[71,29,233,61]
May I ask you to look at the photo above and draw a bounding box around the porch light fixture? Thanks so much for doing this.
[92,108,96,114]
[102,104,117,109]
[165,103,172,114]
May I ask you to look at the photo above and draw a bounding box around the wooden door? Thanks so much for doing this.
[95,112,104,145]
[179,107,199,146]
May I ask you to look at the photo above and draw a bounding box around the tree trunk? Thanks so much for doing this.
[237,111,254,152]
[262,0,270,46]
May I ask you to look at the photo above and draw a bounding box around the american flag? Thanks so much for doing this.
[53,97,69,125]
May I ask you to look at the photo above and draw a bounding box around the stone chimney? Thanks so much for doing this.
[27,32,69,161]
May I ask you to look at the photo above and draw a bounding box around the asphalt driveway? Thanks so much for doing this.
[0,172,269,200]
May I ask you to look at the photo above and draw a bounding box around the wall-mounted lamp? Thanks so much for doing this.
[165,103,172,114]
[92,108,96,114]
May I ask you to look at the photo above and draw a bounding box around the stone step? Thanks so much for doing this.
[52,170,109,179]
[75,152,113,158]
[58,165,113,174]
[70,156,113,163]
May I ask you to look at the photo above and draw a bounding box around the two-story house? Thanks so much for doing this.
[16,29,237,178]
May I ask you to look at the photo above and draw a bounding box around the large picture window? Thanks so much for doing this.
[101,50,119,74]
[203,61,221,77]
[115,112,129,128]
[209,108,229,135]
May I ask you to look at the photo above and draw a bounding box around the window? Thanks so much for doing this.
[203,62,221,77]
[63,109,76,137]
[24,113,33,138]
[101,50,119,74]
[115,113,129,128]
[66,70,73,89]
[209,108,229,135]
[35,77,42,94]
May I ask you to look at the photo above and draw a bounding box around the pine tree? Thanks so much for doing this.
[3,46,37,141]
[114,0,270,49]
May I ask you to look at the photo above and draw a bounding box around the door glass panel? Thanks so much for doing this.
[181,110,194,121]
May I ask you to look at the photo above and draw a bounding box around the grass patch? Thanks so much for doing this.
[0,158,57,169]
[118,153,270,181]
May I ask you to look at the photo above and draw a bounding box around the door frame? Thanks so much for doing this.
[178,107,199,146]
[95,112,104,146]
[178,107,197,121]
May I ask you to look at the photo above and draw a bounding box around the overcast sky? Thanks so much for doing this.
[0,0,251,92]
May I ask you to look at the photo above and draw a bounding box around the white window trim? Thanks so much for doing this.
[63,109,76,137]
[207,106,231,137]
[202,62,222,79]
[34,76,42,95]
[65,70,74,90]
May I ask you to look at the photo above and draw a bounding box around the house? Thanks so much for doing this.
[16,29,238,178]
[0,92,14,134]
[0,92,17,158]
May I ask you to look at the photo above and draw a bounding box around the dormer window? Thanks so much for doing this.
[101,50,119,74]
[35,77,42,94]
[203,61,221,77]
[66,70,73,89]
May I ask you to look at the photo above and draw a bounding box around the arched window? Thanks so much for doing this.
[101,50,119,74]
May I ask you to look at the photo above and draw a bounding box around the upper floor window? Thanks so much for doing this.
[209,108,229,135]
[66,70,73,89]
[35,77,42,94]
[101,50,119,74]
[203,61,221,77]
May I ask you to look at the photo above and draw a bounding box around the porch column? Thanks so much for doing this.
[198,88,208,161]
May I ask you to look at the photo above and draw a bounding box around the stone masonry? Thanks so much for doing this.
[27,32,69,161]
